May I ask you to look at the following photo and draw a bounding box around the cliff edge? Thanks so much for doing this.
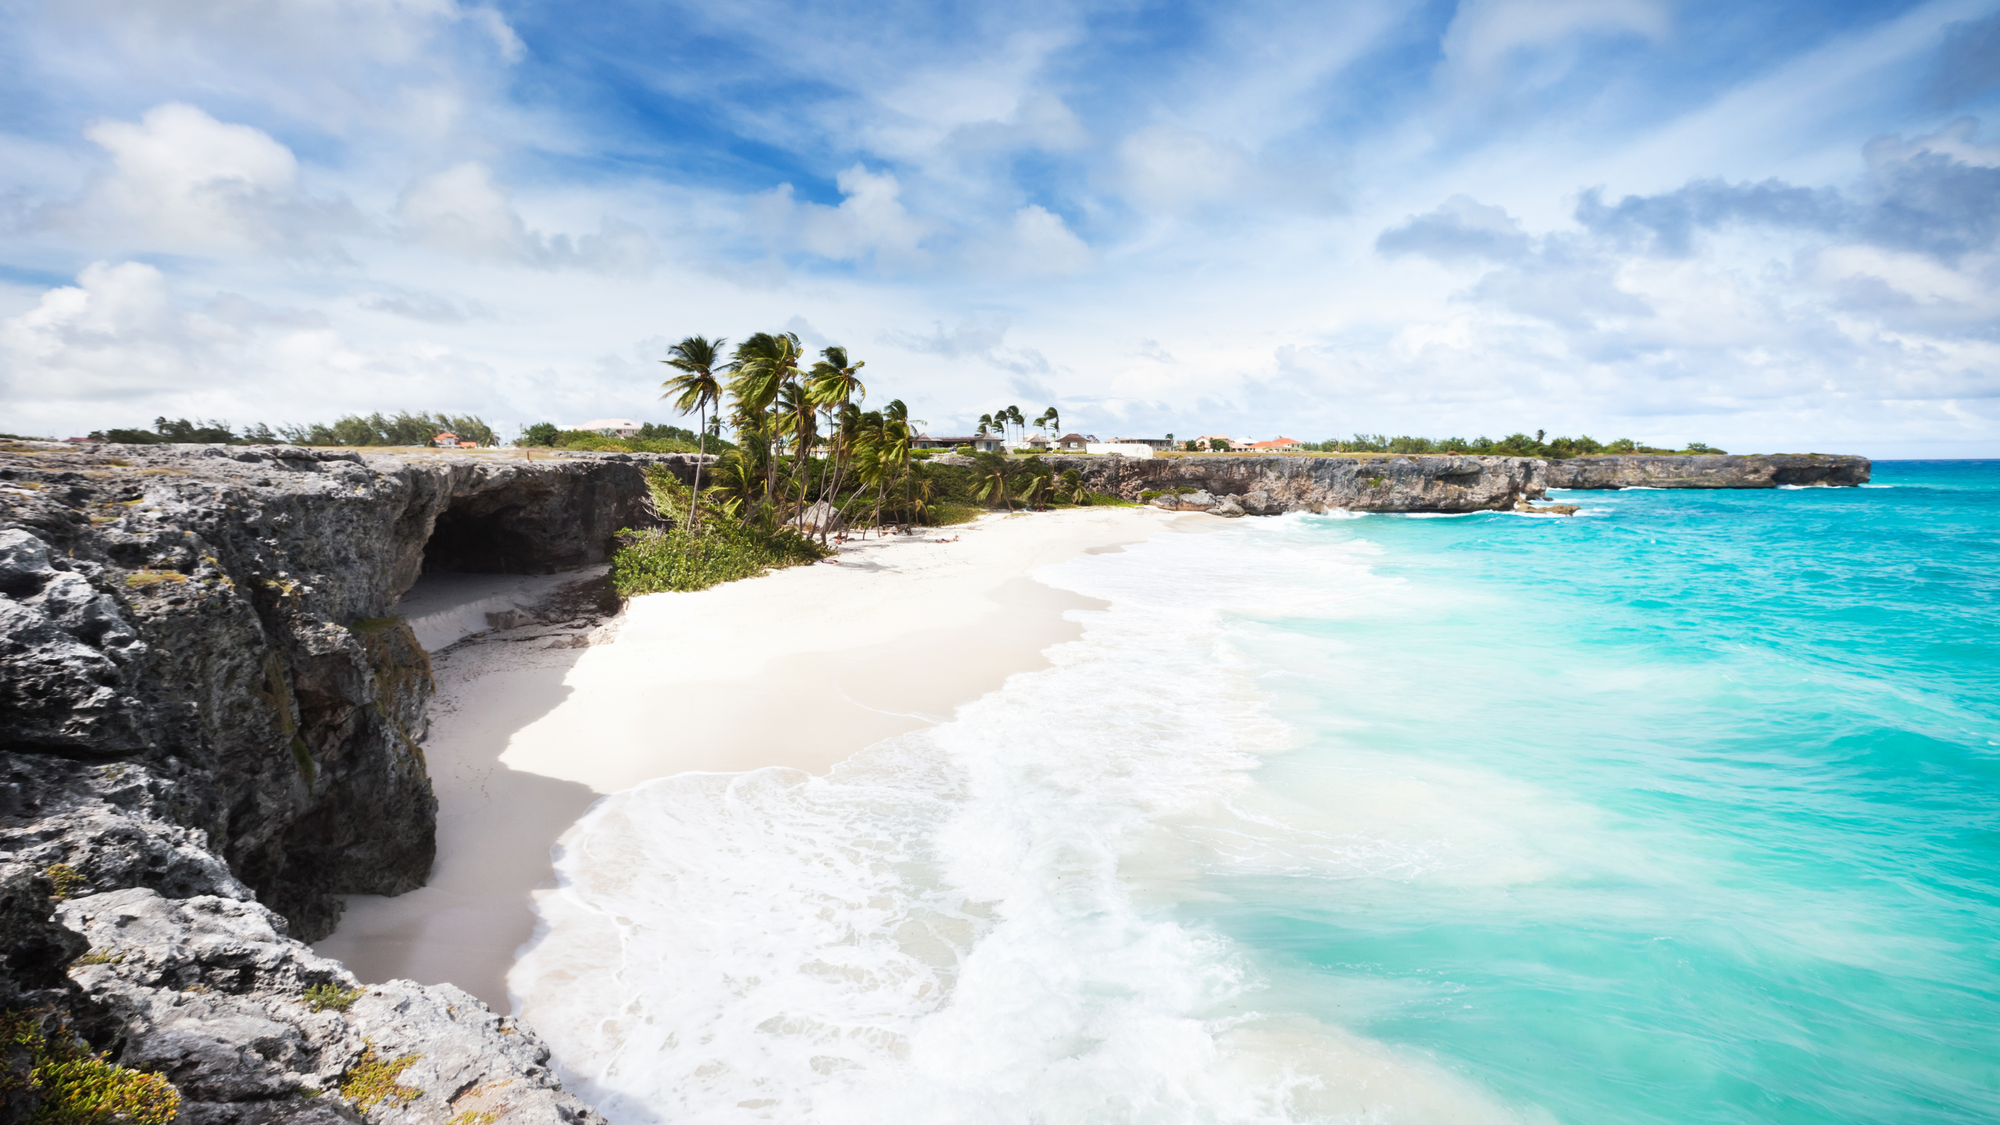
[0,442,690,1125]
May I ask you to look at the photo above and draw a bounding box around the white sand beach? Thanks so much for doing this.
[314,506,1194,1008]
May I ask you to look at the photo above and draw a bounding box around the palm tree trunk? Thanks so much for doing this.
[688,404,705,534]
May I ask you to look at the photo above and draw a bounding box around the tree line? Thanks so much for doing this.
[85,413,498,447]
[1301,432,1724,458]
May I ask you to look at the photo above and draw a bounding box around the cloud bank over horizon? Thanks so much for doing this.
[2,0,1997,457]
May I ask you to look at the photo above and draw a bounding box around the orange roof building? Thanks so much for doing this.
[1248,437,1303,451]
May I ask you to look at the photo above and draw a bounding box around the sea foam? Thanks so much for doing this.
[509,519,1536,1124]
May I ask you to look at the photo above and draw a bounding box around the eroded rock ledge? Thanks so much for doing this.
[933,451,1870,513]
[1,442,689,1125]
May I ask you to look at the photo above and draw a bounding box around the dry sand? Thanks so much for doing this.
[314,506,1194,1008]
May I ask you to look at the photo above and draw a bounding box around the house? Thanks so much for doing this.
[458,440,479,448]
[1110,437,1175,451]
[1022,434,1052,450]
[1054,432,1092,451]
[1192,434,1239,451]
[433,431,458,447]
[570,418,642,438]
[912,432,1006,453]
[1247,437,1304,451]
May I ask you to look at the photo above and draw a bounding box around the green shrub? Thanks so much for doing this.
[1085,491,1134,507]
[340,1047,421,1112]
[611,525,827,594]
[45,864,85,900]
[0,1009,181,1125]
[303,984,363,1013]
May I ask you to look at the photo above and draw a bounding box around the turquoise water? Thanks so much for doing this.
[1202,461,2000,1123]
[520,461,1997,1124]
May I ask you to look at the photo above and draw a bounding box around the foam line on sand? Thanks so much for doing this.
[313,506,1195,1007]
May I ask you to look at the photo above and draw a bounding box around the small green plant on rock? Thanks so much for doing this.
[449,1111,500,1125]
[70,950,118,968]
[45,864,84,901]
[303,984,363,1013]
[0,1009,181,1125]
[340,1046,422,1112]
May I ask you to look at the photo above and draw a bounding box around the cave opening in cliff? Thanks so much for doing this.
[421,500,551,575]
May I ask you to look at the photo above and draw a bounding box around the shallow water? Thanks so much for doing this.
[513,460,1999,1123]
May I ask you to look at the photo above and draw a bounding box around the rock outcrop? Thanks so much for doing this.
[1542,453,1870,489]
[0,442,686,1125]
[989,453,1551,512]
[930,451,1870,516]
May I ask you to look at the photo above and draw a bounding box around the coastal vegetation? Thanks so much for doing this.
[84,413,500,447]
[604,331,1136,592]
[0,1009,181,1125]
[1299,432,1724,457]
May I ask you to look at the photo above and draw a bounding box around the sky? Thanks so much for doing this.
[1,0,1997,457]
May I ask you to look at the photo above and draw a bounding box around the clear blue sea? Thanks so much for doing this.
[520,461,1999,1124]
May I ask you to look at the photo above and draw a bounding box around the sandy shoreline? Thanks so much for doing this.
[313,506,1195,1008]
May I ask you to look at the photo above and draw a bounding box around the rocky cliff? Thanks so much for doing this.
[991,453,1550,512]
[1542,453,1871,489]
[950,451,1869,513]
[0,442,688,1125]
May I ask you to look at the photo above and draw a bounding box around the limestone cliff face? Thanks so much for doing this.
[1543,453,1871,489]
[0,442,682,1125]
[1000,453,1551,511]
[937,452,1869,513]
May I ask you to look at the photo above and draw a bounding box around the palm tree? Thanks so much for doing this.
[729,332,805,511]
[1036,406,1061,437]
[661,335,728,532]
[977,412,995,437]
[808,347,867,539]
[972,451,1015,511]
[776,379,820,518]
[1056,468,1088,504]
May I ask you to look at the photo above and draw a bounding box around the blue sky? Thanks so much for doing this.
[2,0,1996,456]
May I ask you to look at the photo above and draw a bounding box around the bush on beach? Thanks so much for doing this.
[610,468,828,595]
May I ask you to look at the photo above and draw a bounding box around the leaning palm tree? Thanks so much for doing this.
[1005,405,1026,444]
[729,332,805,511]
[1036,406,1061,437]
[661,335,728,531]
[977,412,995,437]
[972,451,1015,512]
[807,347,867,536]
[776,379,820,519]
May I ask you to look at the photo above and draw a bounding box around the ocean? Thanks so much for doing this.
[510,460,1999,1124]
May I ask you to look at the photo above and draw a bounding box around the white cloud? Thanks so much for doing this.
[65,103,356,256]
[396,162,655,272]
[757,164,930,264]
[1116,125,1251,213]
[1441,0,1669,78]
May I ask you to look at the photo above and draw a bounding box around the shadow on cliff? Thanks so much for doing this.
[311,641,602,1013]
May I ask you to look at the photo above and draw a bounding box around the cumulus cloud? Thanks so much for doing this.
[62,103,359,256]
[754,164,929,265]
[1567,119,2000,264]
[396,162,655,272]
[1377,195,1535,263]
